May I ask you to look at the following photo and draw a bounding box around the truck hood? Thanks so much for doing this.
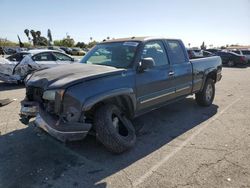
[26,63,125,90]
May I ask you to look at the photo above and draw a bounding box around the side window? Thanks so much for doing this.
[33,52,55,61]
[53,52,72,61]
[167,40,186,64]
[242,50,250,55]
[142,41,169,66]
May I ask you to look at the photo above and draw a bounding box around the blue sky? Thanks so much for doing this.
[0,0,250,47]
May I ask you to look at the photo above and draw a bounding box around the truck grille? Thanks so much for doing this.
[26,87,44,102]
[26,86,57,115]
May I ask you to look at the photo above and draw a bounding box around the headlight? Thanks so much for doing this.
[42,90,64,101]
[24,73,32,83]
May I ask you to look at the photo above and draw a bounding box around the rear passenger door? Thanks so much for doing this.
[136,40,175,111]
[166,40,192,97]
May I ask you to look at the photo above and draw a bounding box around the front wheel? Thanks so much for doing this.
[195,78,215,107]
[94,104,136,153]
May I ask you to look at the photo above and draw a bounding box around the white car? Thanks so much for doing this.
[0,49,78,83]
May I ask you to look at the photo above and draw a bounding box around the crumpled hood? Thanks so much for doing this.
[26,63,124,89]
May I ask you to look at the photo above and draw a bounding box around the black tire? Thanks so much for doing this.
[94,104,136,153]
[195,78,215,107]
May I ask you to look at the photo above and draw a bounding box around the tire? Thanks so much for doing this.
[227,60,235,67]
[195,78,215,107]
[94,104,136,153]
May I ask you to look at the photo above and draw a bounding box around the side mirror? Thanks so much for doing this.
[138,58,155,72]
[71,58,75,62]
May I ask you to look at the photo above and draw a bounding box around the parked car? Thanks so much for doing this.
[232,50,250,63]
[202,50,215,57]
[47,46,65,53]
[6,52,30,62]
[0,49,77,83]
[206,49,221,54]
[0,47,5,55]
[3,47,16,55]
[20,37,222,153]
[60,47,72,55]
[71,48,86,56]
[216,51,248,67]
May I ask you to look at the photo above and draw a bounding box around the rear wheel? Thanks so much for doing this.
[227,60,235,67]
[94,104,136,153]
[195,78,215,106]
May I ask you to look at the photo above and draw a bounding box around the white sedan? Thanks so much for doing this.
[0,49,78,83]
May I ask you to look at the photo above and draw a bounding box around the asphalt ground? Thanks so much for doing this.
[0,67,249,188]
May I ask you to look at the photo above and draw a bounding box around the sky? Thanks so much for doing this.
[0,0,250,47]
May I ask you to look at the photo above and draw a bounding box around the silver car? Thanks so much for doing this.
[0,49,78,83]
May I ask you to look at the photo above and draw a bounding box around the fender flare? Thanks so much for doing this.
[201,68,217,90]
[82,88,136,113]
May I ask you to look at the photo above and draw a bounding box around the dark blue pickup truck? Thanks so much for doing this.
[20,37,222,153]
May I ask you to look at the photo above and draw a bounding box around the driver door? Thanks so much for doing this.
[136,40,175,111]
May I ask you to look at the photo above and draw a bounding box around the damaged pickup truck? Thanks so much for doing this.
[20,37,222,153]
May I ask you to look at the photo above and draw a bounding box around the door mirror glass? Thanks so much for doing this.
[138,58,155,72]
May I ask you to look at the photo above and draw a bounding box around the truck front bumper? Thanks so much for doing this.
[20,100,92,142]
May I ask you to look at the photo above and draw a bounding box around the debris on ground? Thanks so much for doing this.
[0,98,17,107]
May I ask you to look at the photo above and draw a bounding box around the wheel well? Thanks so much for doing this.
[85,95,135,120]
[206,71,217,83]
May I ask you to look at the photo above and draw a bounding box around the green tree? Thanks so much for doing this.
[87,40,98,49]
[53,37,75,47]
[75,42,87,48]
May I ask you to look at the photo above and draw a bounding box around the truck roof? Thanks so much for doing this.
[101,36,180,44]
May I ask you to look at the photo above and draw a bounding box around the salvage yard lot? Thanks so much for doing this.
[0,67,250,188]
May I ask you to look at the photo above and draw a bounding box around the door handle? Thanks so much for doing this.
[169,71,175,76]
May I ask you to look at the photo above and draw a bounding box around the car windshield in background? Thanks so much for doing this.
[80,42,139,68]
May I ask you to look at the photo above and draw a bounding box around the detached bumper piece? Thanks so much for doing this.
[20,100,39,124]
[33,107,92,142]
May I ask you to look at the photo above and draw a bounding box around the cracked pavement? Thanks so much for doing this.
[0,67,250,188]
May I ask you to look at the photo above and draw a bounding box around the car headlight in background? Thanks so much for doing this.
[42,90,64,101]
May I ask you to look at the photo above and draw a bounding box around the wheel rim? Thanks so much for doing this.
[112,114,129,137]
[206,84,213,102]
[228,60,234,67]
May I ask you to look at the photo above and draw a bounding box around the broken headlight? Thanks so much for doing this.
[42,90,64,101]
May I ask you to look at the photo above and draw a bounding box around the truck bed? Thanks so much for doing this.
[191,56,222,93]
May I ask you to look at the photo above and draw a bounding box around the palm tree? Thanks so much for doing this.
[36,31,41,38]
[47,29,52,45]
[24,29,31,42]
[30,30,37,46]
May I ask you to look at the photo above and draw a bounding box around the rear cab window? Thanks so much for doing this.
[166,40,188,64]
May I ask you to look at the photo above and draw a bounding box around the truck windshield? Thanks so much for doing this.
[80,42,139,68]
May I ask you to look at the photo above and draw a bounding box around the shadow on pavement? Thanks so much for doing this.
[0,82,25,92]
[0,98,218,188]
